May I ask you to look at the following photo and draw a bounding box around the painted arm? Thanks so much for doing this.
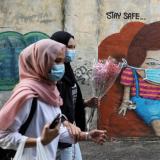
[118,86,136,116]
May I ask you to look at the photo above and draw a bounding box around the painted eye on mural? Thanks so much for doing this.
[145,62,160,66]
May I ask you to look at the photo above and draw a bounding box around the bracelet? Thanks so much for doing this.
[85,132,91,141]
[37,137,41,143]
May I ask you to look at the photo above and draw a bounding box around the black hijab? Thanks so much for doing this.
[50,31,86,132]
[50,31,76,86]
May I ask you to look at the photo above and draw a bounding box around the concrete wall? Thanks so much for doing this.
[1,1,160,159]
[0,0,159,92]
[0,0,99,99]
[0,0,63,33]
[1,0,160,128]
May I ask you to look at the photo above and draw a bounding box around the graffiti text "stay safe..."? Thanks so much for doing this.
[106,11,146,20]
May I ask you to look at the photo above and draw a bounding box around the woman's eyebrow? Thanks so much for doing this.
[55,57,65,63]
[146,58,159,61]
[67,45,75,47]
[55,58,62,61]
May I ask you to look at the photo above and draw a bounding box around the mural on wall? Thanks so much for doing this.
[23,32,49,46]
[98,21,160,139]
[0,31,49,90]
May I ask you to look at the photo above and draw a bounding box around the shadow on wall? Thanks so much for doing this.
[0,31,49,91]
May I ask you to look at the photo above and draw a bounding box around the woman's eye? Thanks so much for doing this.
[55,58,64,64]
[55,60,60,63]
[67,45,75,49]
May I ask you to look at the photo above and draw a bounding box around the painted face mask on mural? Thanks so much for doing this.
[143,68,160,84]
[122,58,160,84]
[65,49,76,62]
[49,64,65,81]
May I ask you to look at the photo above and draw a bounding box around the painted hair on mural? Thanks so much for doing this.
[127,21,160,67]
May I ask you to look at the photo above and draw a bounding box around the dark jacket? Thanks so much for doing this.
[57,81,86,131]
[50,31,86,148]
[57,63,86,149]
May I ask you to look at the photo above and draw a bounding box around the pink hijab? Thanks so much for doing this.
[0,39,66,130]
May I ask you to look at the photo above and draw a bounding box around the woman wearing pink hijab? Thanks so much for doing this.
[0,39,106,159]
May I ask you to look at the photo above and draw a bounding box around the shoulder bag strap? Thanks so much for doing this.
[19,97,37,135]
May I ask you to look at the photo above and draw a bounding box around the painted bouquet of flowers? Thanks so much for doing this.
[91,56,123,100]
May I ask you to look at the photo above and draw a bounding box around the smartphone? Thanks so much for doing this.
[49,113,61,129]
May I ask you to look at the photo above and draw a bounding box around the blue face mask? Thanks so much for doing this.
[49,64,65,81]
[65,49,76,62]
[144,68,160,84]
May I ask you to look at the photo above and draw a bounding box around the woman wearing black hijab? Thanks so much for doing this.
[51,31,98,160]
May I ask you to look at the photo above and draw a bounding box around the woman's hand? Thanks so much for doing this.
[63,120,81,141]
[84,97,100,108]
[87,129,107,145]
[41,122,60,145]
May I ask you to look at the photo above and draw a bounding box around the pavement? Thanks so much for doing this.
[80,140,160,160]
[80,108,160,160]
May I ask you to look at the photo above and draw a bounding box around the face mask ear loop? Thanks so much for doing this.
[121,58,128,68]
[121,58,145,71]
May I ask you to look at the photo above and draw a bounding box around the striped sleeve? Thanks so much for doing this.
[120,67,134,86]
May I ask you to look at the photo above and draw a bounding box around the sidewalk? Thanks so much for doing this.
[83,109,160,159]
[80,140,160,160]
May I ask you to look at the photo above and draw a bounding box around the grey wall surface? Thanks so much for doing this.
[1,1,160,159]
[1,0,160,101]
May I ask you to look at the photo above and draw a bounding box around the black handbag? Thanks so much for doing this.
[0,97,37,160]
